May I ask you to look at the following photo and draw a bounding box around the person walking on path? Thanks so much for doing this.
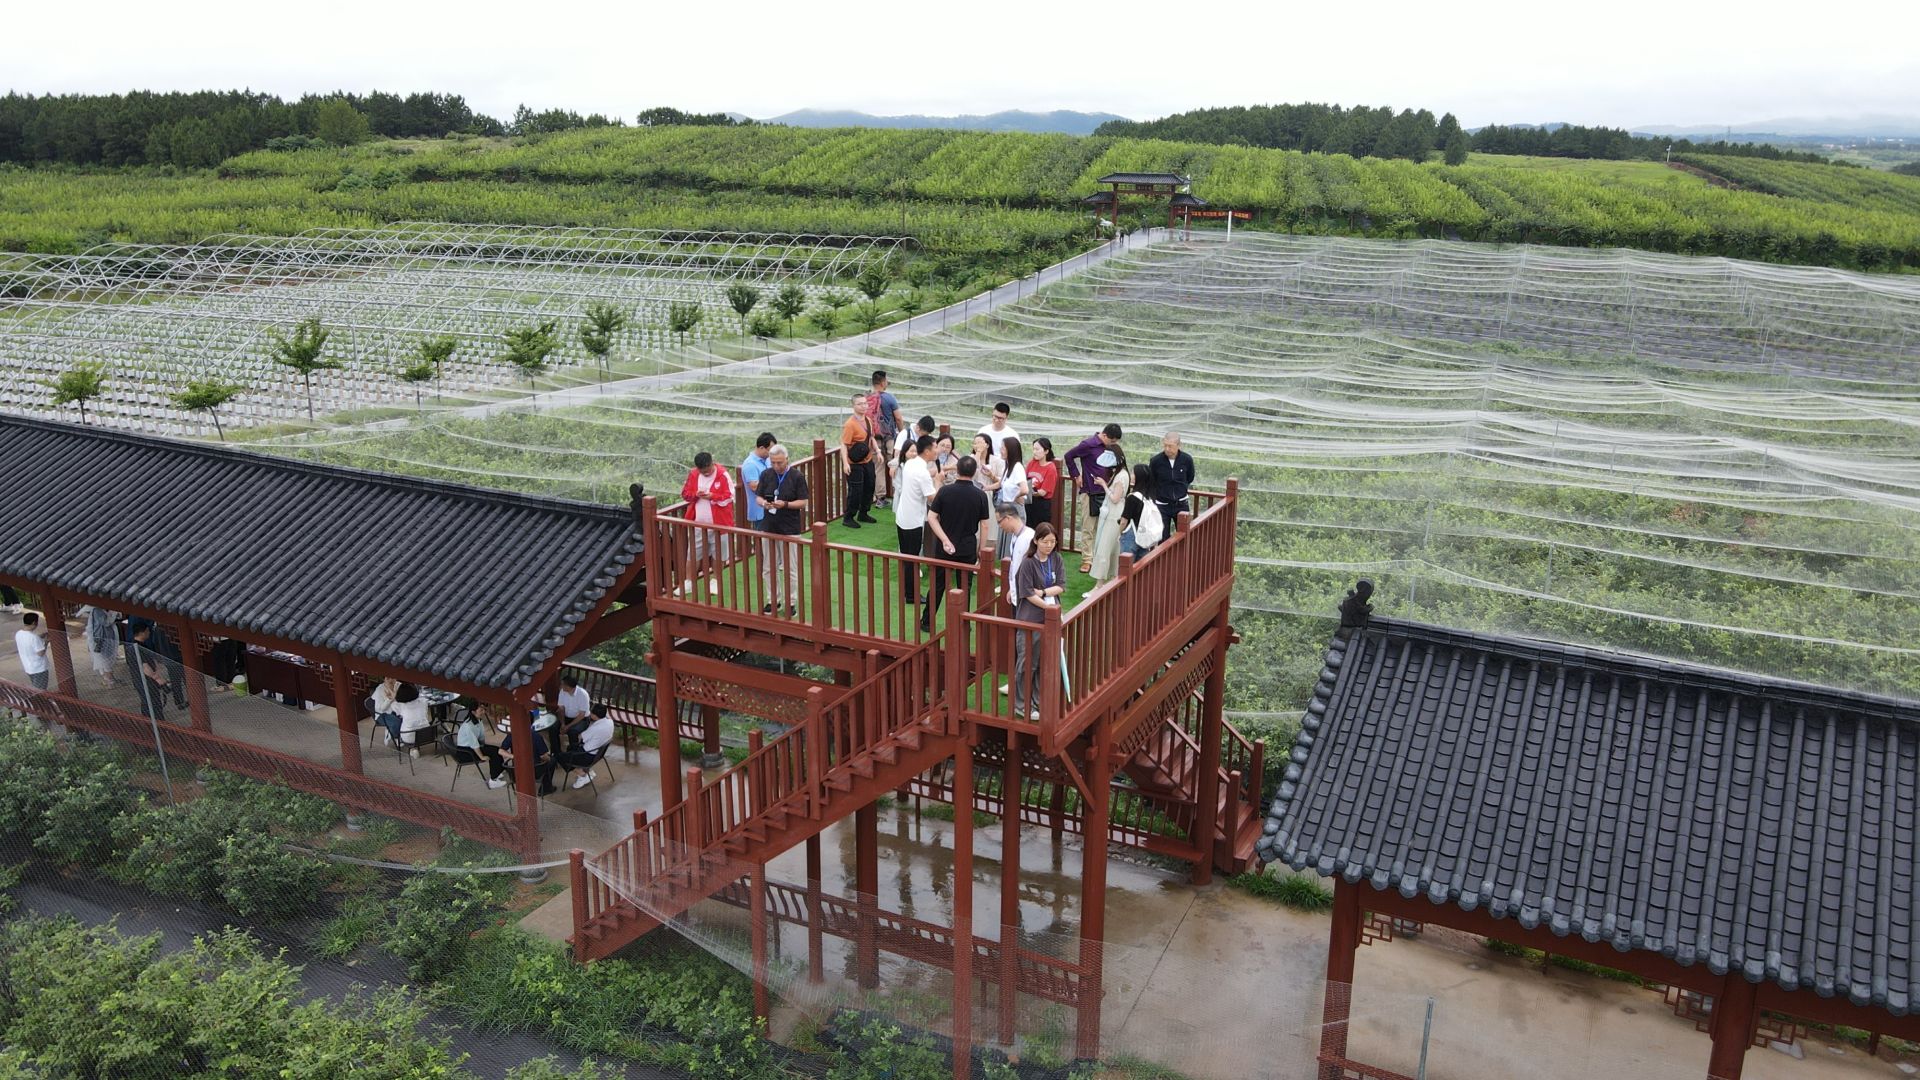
[894,435,940,605]
[754,444,810,616]
[839,393,879,529]
[1064,423,1124,573]
[680,451,736,596]
[920,456,991,634]
[13,612,49,691]
[1150,432,1195,535]
[869,371,905,508]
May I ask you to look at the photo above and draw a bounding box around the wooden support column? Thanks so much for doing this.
[701,703,724,768]
[952,739,976,1080]
[329,653,364,775]
[1707,972,1757,1080]
[172,617,211,731]
[1319,879,1364,1080]
[41,587,78,697]
[1193,602,1231,884]
[750,864,771,1023]
[805,834,825,984]
[855,800,880,989]
[998,730,1023,1045]
[508,689,541,860]
[1074,733,1114,1061]
[654,640,683,810]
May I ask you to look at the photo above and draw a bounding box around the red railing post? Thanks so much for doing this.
[1040,602,1064,749]
[810,522,831,629]
[685,767,706,848]
[746,729,764,816]
[569,849,589,947]
[640,496,662,596]
[809,437,830,524]
[1115,552,1136,664]
[633,809,651,883]
[805,687,826,816]
[945,590,966,735]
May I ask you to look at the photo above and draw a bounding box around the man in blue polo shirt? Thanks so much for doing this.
[740,432,776,531]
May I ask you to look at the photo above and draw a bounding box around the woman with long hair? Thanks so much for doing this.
[1010,523,1066,722]
[992,437,1029,562]
[1120,462,1157,557]
[1026,437,1058,536]
[1088,446,1130,581]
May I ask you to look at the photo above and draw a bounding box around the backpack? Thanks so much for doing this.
[1135,498,1165,549]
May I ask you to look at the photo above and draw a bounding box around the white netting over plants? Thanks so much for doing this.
[264,233,1919,716]
[0,223,907,433]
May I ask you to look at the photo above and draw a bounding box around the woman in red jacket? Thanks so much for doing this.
[680,451,735,597]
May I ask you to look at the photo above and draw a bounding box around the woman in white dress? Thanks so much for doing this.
[1088,446,1131,582]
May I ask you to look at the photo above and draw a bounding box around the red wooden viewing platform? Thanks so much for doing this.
[571,439,1252,1066]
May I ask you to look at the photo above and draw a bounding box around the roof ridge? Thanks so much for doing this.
[0,413,634,524]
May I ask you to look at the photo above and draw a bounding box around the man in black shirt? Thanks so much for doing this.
[754,443,810,616]
[1150,432,1196,535]
[921,456,991,633]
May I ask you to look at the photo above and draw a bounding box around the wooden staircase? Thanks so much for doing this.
[574,639,959,960]
[1119,698,1264,876]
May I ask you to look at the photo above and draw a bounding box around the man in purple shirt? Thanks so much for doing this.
[1062,422,1124,559]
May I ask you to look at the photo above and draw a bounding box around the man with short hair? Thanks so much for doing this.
[870,370,905,508]
[999,506,1036,593]
[755,444,810,616]
[560,702,617,789]
[977,402,1021,464]
[894,435,940,604]
[124,620,168,722]
[555,672,591,725]
[921,456,992,634]
[839,393,879,528]
[13,612,48,691]
[740,433,777,533]
[1150,432,1196,535]
[1063,421,1125,525]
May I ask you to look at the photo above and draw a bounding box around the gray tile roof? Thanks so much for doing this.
[0,415,644,690]
[1095,172,1190,186]
[1260,596,1920,1015]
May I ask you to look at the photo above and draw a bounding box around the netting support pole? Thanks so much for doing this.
[750,863,770,1023]
[328,651,364,776]
[951,735,976,1080]
[1074,728,1113,1061]
[1319,879,1363,1080]
[805,834,824,984]
[999,730,1023,1045]
[855,800,880,989]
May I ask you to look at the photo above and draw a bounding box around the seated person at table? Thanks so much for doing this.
[556,673,591,728]
[486,719,556,794]
[457,706,493,754]
[558,703,617,789]
[376,681,433,755]
[372,677,402,742]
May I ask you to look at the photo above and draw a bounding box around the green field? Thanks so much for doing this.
[6,126,1920,270]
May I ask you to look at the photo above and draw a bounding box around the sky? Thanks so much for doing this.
[9,0,1919,129]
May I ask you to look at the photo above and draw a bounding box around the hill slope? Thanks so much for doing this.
[764,108,1124,134]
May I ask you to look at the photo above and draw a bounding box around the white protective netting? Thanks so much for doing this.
[260,232,1920,713]
[0,222,906,432]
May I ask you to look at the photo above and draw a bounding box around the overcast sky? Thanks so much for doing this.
[10,0,1918,129]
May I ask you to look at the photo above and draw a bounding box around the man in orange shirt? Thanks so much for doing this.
[839,392,880,528]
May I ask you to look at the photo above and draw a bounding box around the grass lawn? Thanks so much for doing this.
[822,505,1100,613]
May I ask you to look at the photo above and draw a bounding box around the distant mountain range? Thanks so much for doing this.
[757,109,1126,135]
[1628,115,1920,139]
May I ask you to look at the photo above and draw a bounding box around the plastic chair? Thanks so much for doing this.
[438,733,485,793]
[559,743,612,795]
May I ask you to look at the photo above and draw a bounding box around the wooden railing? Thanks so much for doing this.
[583,633,952,925]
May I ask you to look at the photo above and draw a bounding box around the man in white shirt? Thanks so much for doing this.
[562,703,618,788]
[977,402,1022,464]
[893,435,940,605]
[14,612,49,690]
[556,672,591,722]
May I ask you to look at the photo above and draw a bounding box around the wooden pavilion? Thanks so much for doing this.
[0,414,652,858]
[1081,172,1201,230]
[1262,581,1920,1080]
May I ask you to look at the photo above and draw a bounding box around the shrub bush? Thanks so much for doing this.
[386,870,503,980]
[216,831,327,919]
[34,765,132,864]
[1228,868,1334,912]
[826,1013,947,1080]
[112,798,229,899]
